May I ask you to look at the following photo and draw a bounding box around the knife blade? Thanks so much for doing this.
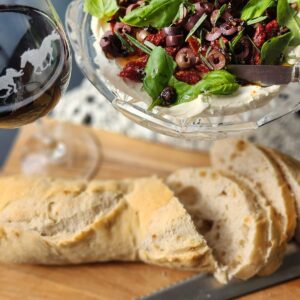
[227,64,300,86]
[141,244,300,300]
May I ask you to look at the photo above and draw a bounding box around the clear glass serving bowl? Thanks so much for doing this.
[66,0,300,140]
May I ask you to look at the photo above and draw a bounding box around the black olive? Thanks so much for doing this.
[207,49,226,70]
[175,48,199,70]
[163,26,183,36]
[205,27,222,41]
[166,35,184,47]
[100,31,123,58]
[160,86,177,107]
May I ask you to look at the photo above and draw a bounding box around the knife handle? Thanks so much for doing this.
[292,62,300,83]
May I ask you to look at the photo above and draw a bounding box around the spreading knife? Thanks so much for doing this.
[140,244,300,300]
[227,63,300,86]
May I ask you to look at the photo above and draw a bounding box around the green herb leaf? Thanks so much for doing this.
[115,32,135,53]
[169,76,203,105]
[125,33,152,55]
[144,47,177,103]
[214,4,227,26]
[219,37,226,50]
[247,15,268,25]
[122,0,182,28]
[197,70,240,96]
[278,0,300,46]
[229,30,244,52]
[84,0,119,21]
[168,70,240,106]
[186,13,207,41]
[241,0,275,21]
[261,32,293,64]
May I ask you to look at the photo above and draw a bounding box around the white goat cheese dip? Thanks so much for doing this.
[91,18,298,119]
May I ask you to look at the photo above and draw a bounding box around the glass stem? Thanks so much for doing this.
[35,120,67,162]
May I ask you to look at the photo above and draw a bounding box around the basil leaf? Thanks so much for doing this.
[144,47,176,102]
[241,0,275,21]
[198,71,240,96]
[169,76,203,105]
[84,0,119,20]
[261,32,293,64]
[278,0,300,46]
[122,0,182,28]
[169,70,240,106]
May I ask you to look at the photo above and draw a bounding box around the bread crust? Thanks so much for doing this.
[260,148,300,244]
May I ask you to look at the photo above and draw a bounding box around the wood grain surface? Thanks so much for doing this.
[0,120,299,300]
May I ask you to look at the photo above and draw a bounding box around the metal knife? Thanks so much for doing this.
[141,244,300,300]
[227,64,300,86]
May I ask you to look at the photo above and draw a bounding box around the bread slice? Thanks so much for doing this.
[0,176,216,273]
[211,139,296,245]
[226,174,284,276]
[260,148,300,243]
[167,168,268,281]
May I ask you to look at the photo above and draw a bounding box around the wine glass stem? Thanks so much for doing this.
[35,119,67,162]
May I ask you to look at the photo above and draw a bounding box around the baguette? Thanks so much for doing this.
[0,176,216,273]
[167,168,268,282]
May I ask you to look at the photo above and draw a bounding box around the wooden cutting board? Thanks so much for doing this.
[0,120,299,300]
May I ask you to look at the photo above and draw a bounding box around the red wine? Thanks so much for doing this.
[0,5,71,128]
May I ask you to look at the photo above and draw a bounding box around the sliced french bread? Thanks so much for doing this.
[167,168,268,282]
[211,139,296,246]
[225,173,284,276]
[0,176,216,273]
[260,148,300,243]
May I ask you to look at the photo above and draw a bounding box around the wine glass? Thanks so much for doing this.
[66,0,300,141]
[0,0,100,178]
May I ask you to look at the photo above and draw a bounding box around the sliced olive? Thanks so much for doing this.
[195,2,214,15]
[235,37,251,61]
[185,14,201,32]
[175,48,199,70]
[220,23,238,36]
[207,49,226,70]
[100,31,123,58]
[166,35,184,47]
[163,26,182,36]
[210,10,220,26]
[205,27,222,41]
[126,2,140,14]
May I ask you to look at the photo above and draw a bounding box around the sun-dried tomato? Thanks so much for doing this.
[119,56,148,82]
[195,64,210,75]
[250,49,261,65]
[187,37,200,55]
[165,47,180,58]
[145,30,165,46]
[175,70,202,85]
[253,24,267,48]
[265,20,279,39]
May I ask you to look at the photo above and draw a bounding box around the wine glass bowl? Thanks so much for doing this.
[66,0,300,140]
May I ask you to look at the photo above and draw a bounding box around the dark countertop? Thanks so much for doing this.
[0,0,83,168]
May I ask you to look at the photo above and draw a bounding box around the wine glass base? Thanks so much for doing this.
[20,122,101,180]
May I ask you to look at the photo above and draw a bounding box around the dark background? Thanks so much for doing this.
[0,0,83,168]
